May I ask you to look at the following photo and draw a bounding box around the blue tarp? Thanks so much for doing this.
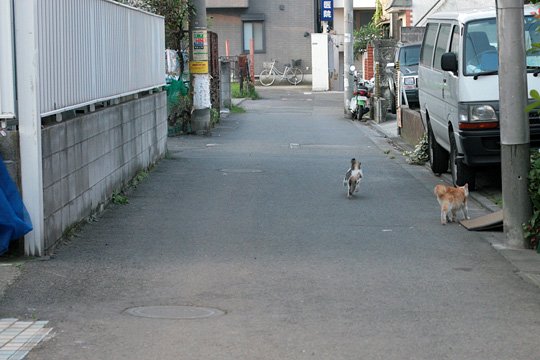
[0,154,32,255]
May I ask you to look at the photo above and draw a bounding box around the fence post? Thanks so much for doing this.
[14,0,44,256]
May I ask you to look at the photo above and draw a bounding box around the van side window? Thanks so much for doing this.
[420,23,438,67]
[434,24,451,70]
[449,25,460,73]
[450,25,459,55]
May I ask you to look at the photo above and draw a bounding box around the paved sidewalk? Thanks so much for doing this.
[368,118,540,289]
[0,319,51,360]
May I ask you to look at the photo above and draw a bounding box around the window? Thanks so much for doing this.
[449,25,460,74]
[420,23,438,67]
[450,25,460,55]
[525,16,540,67]
[399,45,420,66]
[434,24,451,70]
[243,21,264,53]
[464,18,498,75]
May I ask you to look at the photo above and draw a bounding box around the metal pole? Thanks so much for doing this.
[497,0,531,248]
[14,0,44,256]
[190,0,211,135]
[343,0,353,116]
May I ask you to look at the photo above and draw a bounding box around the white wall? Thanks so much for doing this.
[311,34,330,91]
[334,0,377,9]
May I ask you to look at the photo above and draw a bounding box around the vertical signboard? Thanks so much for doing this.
[190,29,209,74]
[321,0,333,22]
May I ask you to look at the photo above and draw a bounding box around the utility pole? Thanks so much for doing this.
[343,0,353,116]
[497,0,531,248]
[190,0,211,134]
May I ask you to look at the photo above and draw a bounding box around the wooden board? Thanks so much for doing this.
[460,210,503,231]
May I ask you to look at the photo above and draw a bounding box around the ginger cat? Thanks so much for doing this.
[434,183,470,225]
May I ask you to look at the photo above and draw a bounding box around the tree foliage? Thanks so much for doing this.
[352,0,384,57]
[353,22,383,56]
[117,0,194,51]
[525,1,540,248]
[372,0,384,25]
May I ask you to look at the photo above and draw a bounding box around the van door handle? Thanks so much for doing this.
[442,79,447,97]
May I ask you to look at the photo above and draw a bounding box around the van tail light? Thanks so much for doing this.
[458,122,499,130]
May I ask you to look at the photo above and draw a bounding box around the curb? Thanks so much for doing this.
[366,120,501,214]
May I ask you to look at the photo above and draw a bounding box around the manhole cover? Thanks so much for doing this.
[220,169,263,173]
[125,306,225,320]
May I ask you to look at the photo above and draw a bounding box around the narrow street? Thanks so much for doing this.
[1,87,540,359]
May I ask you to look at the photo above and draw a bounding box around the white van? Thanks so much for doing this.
[418,6,540,189]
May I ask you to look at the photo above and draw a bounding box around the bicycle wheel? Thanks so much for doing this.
[259,69,275,86]
[286,67,303,85]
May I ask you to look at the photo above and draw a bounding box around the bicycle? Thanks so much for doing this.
[259,59,304,86]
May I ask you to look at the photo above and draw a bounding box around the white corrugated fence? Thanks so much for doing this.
[36,0,165,116]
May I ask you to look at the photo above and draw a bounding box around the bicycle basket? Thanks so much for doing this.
[263,62,273,69]
[291,59,302,67]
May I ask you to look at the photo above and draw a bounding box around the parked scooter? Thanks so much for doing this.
[348,65,371,121]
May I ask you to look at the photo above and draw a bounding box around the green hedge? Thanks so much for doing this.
[525,151,540,251]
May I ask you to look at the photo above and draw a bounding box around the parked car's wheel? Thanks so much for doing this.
[449,132,476,190]
[427,124,449,175]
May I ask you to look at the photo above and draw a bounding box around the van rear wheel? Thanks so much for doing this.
[428,125,449,175]
[449,133,476,190]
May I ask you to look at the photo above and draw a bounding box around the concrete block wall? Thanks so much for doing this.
[400,106,425,147]
[41,92,167,250]
[0,132,20,186]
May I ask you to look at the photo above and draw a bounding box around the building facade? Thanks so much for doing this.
[207,0,318,76]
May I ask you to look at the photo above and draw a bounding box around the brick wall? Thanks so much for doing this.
[405,10,412,27]
[364,45,374,80]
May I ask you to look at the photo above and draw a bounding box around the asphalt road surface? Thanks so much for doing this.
[1,87,539,359]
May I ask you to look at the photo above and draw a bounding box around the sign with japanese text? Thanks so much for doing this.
[321,0,333,21]
[190,61,209,74]
[192,30,208,62]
